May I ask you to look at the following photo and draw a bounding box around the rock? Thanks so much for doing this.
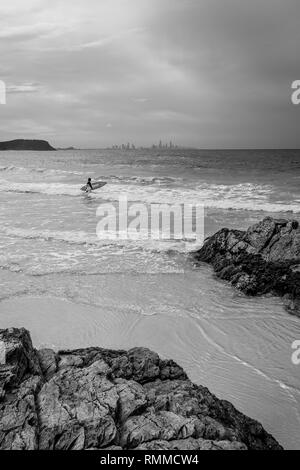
[137,438,247,450]
[57,346,187,383]
[159,358,187,381]
[114,379,147,423]
[119,410,204,448]
[0,328,41,393]
[58,354,84,370]
[113,347,161,383]
[0,139,56,151]
[38,349,57,380]
[244,218,277,252]
[0,328,283,450]
[38,360,118,450]
[103,445,123,450]
[0,376,41,450]
[143,379,277,450]
[194,217,300,316]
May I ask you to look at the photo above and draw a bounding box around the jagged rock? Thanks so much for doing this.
[114,379,147,423]
[111,347,161,383]
[119,410,204,448]
[38,349,57,380]
[143,379,277,450]
[0,328,282,450]
[0,328,41,393]
[137,438,247,450]
[194,217,300,316]
[0,376,41,450]
[57,346,187,383]
[103,445,123,450]
[38,360,118,450]
[58,354,84,370]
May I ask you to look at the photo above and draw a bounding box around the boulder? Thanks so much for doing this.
[194,217,300,316]
[0,328,282,450]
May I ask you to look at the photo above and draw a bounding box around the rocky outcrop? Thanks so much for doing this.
[194,217,300,316]
[0,328,282,450]
[0,139,55,151]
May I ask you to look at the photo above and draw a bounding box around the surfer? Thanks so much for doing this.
[86,177,94,192]
[80,179,106,192]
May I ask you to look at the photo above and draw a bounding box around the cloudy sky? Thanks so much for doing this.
[0,0,299,148]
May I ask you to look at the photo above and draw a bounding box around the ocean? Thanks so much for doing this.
[0,148,299,448]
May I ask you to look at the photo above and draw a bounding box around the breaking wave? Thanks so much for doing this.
[0,226,202,254]
[0,178,299,213]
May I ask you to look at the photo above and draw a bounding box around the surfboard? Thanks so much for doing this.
[80,181,107,192]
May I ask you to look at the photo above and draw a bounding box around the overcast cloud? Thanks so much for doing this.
[0,0,299,148]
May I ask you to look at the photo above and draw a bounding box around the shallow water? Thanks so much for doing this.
[0,148,299,448]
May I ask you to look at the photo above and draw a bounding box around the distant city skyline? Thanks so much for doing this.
[0,0,299,148]
[109,140,179,150]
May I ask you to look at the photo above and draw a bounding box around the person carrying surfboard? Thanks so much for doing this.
[86,177,94,192]
[80,179,107,192]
